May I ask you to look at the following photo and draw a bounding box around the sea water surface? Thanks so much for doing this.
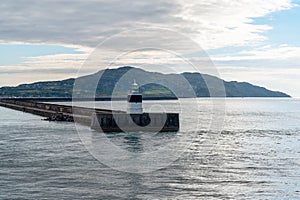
[0,98,299,199]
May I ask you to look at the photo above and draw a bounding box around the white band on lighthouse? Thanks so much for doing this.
[127,80,143,114]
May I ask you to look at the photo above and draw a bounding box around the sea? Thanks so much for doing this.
[0,98,299,199]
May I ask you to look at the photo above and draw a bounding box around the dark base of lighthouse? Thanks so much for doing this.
[91,112,179,132]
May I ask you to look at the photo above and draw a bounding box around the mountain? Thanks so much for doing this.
[0,67,290,98]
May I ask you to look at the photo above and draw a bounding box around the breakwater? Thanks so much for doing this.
[0,96,177,102]
[0,99,179,132]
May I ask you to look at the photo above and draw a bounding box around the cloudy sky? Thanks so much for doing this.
[0,0,300,96]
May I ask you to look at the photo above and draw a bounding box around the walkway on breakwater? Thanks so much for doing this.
[0,99,125,126]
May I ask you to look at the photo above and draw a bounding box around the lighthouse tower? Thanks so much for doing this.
[127,80,143,114]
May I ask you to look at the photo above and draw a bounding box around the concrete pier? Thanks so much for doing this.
[0,99,179,132]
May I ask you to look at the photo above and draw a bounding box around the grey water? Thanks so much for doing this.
[0,98,300,199]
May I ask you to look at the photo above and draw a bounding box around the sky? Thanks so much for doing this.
[0,0,300,97]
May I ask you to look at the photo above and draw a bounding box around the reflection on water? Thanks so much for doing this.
[0,98,300,199]
[110,133,144,153]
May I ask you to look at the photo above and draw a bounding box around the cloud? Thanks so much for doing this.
[212,45,300,61]
[0,0,295,72]
[175,0,294,49]
[0,0,177,47]
[0,0,295,50]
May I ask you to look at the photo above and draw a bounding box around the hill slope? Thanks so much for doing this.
[0,67,290,98]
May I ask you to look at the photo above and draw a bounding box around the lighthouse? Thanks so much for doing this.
[91,80,179,132]
[127,80,143,114]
